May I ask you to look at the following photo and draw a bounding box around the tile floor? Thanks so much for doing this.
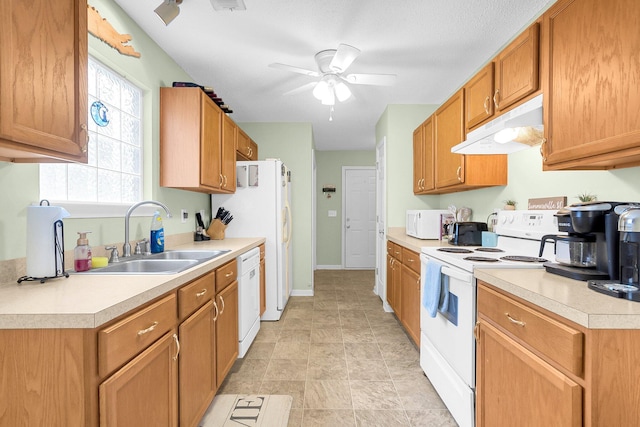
[216,270,458,426]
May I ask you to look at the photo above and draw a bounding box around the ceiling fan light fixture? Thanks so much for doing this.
[154,0,182,25]
[313,79,330,101]
[334,81,351,102]
[321,88,336,106]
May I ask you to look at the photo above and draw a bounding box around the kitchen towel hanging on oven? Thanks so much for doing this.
[422,260,450,317]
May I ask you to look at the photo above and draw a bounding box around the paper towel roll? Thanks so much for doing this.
[26,204,70,278]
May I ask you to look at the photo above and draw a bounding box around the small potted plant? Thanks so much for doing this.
[576,192,597,203]
[503,200,517,210]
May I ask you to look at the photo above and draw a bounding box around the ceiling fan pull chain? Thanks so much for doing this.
[329,106,334,122]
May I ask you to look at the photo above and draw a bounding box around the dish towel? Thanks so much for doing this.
[423,260,442,318]
[438,275,450,314]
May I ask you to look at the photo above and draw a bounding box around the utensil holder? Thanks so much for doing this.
[206,219,226,240]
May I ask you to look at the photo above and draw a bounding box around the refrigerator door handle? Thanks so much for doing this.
[284,203,292,246]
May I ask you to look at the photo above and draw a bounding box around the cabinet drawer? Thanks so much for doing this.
[178,271,215,320]
[402,248,420,274]
[478,284,583,376]
[387,242,402,262]
[99,294,177,378]
[216,259,237,293]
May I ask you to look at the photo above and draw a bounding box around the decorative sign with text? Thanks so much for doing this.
[527,196,567,210]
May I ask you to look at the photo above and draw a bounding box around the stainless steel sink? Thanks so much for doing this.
[76,249,230,275]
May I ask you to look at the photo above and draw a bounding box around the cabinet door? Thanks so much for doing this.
[249,140,258,160]
[201,96,222,189]
[400,265,420,346]
[494,23,539,112]
[215,281,238,388]
[465,63,494,131]
[434,89,465,189]
[221,114,237,192]
[386,255,395,309]
[542,0,640,169]
[476,320,582,427]
[179,301,216,427]
[236,128,251,159]
[0,0,88,162]
[422,117,435,192]
[100,331,179,427]
[412,125,424,194]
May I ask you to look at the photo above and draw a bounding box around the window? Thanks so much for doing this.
[40,57,143,207]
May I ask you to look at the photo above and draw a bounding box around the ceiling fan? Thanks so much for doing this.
[269,44,396,106]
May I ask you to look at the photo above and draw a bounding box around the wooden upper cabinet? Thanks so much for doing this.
[160,87,224,193]
[465,63,495,131]
[494,23,539,112]
[465,23,539,132]
[0,0,88,162]
[236,128,257,160]
[412,117,435,194]
[541,0,640,170]
[221,114,237,192]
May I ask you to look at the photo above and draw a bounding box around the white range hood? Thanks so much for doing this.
[451,94,544,155]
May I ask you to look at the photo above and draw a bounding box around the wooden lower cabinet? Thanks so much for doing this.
[215,280,239,388]
[99,331,179,427]
[179,301,216,427]
[476,320,582,427]
[400,264,420,345]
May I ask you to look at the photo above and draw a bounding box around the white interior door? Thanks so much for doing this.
[343,167,376,269]
[376,139,389,307]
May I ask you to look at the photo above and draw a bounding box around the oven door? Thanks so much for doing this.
[420,253,476,387]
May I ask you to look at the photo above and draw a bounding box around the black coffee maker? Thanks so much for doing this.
[544,202,623,281]
[619,208,640,285]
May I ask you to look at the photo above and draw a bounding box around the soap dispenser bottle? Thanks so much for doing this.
[150,211,165,253]
[74,231,92,272]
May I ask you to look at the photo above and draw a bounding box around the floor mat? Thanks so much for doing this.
[200,394,293,427]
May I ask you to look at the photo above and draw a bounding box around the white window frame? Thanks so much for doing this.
[39,52,154,218]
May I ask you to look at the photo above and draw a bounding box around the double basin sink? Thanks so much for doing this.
[79,250,230,275]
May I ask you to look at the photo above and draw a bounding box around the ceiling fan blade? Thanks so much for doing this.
[269,63,320,77]
[329,44,361,73]
[282,82,317,96]
[343,73,397,86]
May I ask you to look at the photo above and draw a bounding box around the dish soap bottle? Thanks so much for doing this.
[74,231,92,272]
[150,211,165,253]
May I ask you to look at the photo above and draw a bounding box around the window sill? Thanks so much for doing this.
[37,201,161,219]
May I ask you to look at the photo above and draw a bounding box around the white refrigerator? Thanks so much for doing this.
[211,159,292,321]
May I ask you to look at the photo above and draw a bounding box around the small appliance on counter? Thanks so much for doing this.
[542,201,625,281]
[406,209,451,239]
[448,221,488,246]
[587,204,640,301]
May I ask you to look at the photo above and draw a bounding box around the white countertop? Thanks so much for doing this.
[475,268,640,329]
[0,238,264,329]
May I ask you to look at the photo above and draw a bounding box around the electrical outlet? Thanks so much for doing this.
[181,209,188,223]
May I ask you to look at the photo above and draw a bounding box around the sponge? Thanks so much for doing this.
[92,256,108,268]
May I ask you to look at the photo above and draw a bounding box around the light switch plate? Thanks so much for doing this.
[328,210,337,217]
[181,209,188,223]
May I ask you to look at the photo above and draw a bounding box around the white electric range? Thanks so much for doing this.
[419,210,562,427]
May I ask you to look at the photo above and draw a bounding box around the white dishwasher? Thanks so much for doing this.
[237,247,261,358]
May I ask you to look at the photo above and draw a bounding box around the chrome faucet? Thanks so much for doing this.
[123,200,173,257]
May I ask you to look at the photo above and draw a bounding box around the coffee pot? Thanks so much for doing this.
[543,202,623,281]
[619,208,640,285]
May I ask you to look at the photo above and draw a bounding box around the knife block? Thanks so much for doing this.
[206,219,226,240]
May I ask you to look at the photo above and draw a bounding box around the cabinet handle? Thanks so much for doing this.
[540,139,547,162]
[474,322,480,342]
[137,321,159,336]
[456,166,462,182]
[172,333,180,361]
[505,313,526,327]
[225,271,233,278]
[213,301,219,321]
[219,174,224,186]
[483,96,490,114]
[80,123,89,145]
[493,89,500,109]
[196,289,207,297]
[218,295,226,315]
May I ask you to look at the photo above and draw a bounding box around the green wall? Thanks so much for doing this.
[238,123,314,292]
[0,0,212,261]
[315,151,376,267]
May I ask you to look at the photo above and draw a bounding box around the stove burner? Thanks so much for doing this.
[463,256,500,262]
[475,247,505,253]
[501,256,547,263]
[438,248,473,254]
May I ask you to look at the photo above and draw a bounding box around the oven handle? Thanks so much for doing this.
[420,253,473,283]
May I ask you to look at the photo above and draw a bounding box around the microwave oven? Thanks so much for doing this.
[406,210,451,239]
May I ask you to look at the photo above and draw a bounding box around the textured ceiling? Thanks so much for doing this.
[113,0,555,151]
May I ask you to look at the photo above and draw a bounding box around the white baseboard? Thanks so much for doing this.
[290,289,314,297]
[315,264,342,270]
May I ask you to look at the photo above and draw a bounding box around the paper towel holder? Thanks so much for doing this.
[17,201,70,284]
